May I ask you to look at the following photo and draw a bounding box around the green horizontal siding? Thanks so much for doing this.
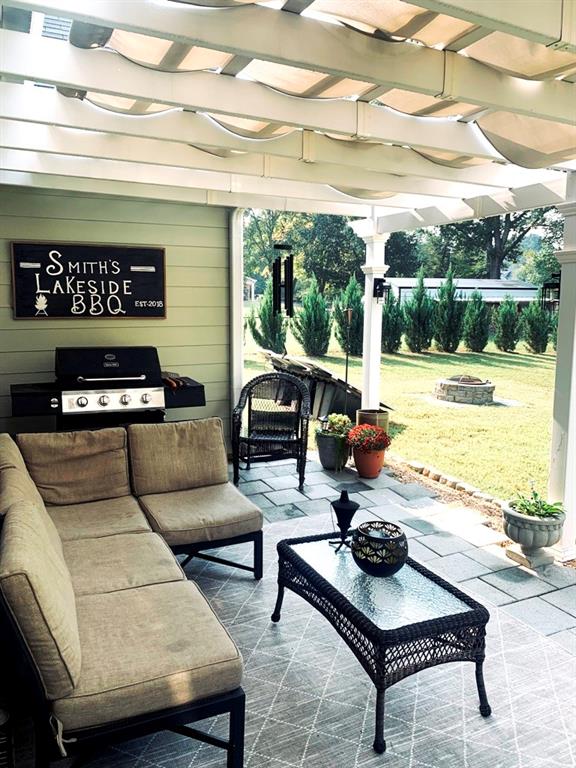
[0,187,231,434]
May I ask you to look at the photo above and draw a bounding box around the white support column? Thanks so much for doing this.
[351,219,390,409]
[550,171,576,562]
[229,208,245,411]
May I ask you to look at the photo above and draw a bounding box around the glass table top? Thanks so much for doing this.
[290,540,471,631]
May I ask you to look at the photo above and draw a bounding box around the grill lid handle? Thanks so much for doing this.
[77,375,147,382]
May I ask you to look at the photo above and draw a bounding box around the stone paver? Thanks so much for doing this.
[481,568,558,600]
[459,577,516,607]
[502,596,576,635]
[301,483,339,500]
[404,538,438,562]
[334,480,372,493]
[399,517,441,535]
[263,488,308,505]
[456,524,509,547]
[425,552,494,582]
[391,482,437,501]
[417,532,476,556]
[304,471,337,486]
[239,480,273,495]
[245,492,276,509]
[238,466,275,481]
[465,545,515,572]
[294,498,334,516]
[363,504,415,522]
[537,564,576,588]
[263,504,306,523]
[264,474,301,491]
[360,488,408,506]
[541,585,576,617]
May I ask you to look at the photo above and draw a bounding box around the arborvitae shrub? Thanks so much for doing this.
[494,296,520,352]
[333,275,364,356]
[433,267,464,353]
[291,277,332,356]
[403,268,434,353]
[381,293,404,353]
[551,311,558,351]
[247,279,287,353]
[521,300,551,354]
[463,290,490,352]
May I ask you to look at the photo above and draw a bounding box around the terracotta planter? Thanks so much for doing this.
[353,448,385,479]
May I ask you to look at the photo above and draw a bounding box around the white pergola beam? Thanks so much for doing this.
[0,147,408,210]
[0,30,502,160]
[410,0,576,51]
[6,1,576,124]
[0,168,376,216]
[0,119,506,200]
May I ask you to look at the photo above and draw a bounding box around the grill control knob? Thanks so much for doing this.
[76,396,88,408]
[120,394,131,406]
[98,395,110,407]
[141,393,152,404]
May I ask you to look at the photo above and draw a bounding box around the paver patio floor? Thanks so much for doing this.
[85,456,576,768]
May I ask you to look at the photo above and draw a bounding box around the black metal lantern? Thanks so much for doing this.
[541,272,561,310]
[330,490,360,552]
[373,278,391,304]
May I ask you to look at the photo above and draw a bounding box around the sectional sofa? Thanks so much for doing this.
[0,418,264,766]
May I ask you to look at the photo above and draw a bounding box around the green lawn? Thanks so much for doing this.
[244,329,556,502]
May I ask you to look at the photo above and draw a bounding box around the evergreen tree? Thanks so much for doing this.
[433,267,464,353]
[247,279,286,354]
[521,300,551,354]
[462,290,490,352]
[494,296,521,352]
[551,310,558,351]
[381,293,404,354]
[333,275,364,356]
[403,269,434,353]
[291,277,332,357]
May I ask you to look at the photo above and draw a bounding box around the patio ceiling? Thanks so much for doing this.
[0,0,575,229]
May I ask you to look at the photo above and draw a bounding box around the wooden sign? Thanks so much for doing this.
[11,242,166,319]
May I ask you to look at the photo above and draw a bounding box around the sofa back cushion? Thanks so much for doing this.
[0,500,80,699]
[0,464,49,520]
[0,433,28,472]
[128,419,228,496]
[16,428,131,506]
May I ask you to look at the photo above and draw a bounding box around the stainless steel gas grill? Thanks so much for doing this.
[11,346,205,430]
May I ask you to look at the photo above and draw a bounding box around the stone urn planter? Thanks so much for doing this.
[502,502,565,567]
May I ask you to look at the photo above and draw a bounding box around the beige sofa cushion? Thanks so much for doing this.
[53,581,242,731]
[63,533,184,596]
[17,428,131,506]
[48,496,150,542]
[0,465,46,518]
[128,419,228,496]
[138,482,263,546]
[0,433,27,471]
[0,501,80,699]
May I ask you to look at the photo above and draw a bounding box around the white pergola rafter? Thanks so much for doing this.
[0,83,564,191]
[0,119,506,200]
[6,0,576,124]
[410,0,576,52]
[0,30,502,160]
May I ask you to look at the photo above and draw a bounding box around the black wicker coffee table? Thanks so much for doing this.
[271,532,491,754]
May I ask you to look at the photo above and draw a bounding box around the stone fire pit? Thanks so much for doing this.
[434,374,495,405]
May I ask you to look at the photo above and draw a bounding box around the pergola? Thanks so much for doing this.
[0,0,575,560]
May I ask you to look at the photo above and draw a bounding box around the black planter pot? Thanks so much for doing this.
[316,432,347,471]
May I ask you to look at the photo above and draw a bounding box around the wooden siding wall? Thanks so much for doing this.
[0,187,230,435]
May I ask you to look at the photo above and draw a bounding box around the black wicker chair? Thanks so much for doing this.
[232,373,311,490]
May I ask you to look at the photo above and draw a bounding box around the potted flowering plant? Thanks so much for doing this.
[315,413,352,471]
[347,423,392,479]
[502,485,565,567]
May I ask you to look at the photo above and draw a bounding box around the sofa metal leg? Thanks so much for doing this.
[227,690,245,768]
[253,530,263,580]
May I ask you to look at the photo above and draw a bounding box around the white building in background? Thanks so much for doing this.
[387,278,538,306]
